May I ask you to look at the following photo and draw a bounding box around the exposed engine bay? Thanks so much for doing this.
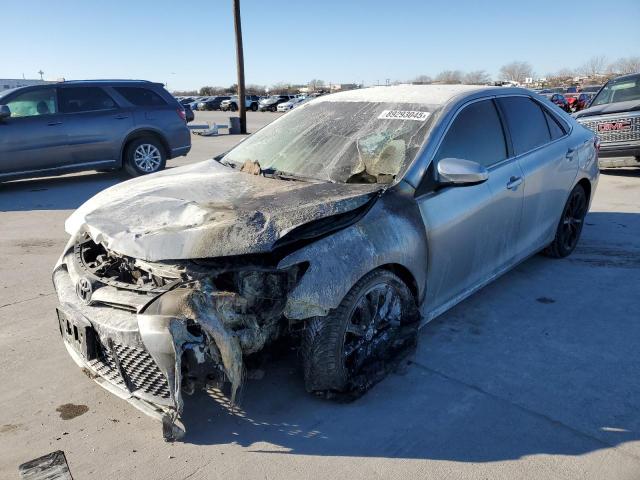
[61,235,308,440]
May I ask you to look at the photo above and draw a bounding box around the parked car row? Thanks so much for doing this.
[174,94,311,113]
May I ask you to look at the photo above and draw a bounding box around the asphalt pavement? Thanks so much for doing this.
[1,111,639,479]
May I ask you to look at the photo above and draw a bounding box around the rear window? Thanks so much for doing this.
[498,96,551,155]
[115,87,167,106]
[59,87,116,113]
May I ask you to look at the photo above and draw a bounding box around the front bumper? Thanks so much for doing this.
[53,266,177,414]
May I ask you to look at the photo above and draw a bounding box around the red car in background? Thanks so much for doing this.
[564,93,596,113]
[542,93,571,113]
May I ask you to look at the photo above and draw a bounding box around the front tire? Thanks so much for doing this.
[545,184,587,258]
[302,269,418,395]
[124,137,166,177]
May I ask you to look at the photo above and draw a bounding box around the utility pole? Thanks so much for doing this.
[38,70,44,80]
[233,0,247,134]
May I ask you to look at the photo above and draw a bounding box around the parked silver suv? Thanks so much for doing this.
[0,80,191,181]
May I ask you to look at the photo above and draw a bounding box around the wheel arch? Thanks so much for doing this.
[277,193,428,321]
[119,129,170,166]
[576,177,592,203]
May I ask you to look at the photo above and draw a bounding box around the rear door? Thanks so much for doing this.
[417,98,525,314]
[58,86,133,166]
[113,85,172,126]
[497,96,577,255]
[0,87,68,175]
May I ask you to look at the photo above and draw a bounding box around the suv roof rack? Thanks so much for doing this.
[57,79,155,84]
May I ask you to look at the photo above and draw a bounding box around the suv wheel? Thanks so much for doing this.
[270,105,277,112]
[124,137,166,177]
[302,270,419,395]
[230,103,238,112]
[250,103,258,112]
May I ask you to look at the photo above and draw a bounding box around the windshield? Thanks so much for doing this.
[222,100,436,184]
[591,75,640,106]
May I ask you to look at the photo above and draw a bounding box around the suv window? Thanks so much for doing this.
[434,99,507,168]
[59,87,116,113]
[498,96,551,155]
[114,87,167,106]
[6,88,57,117]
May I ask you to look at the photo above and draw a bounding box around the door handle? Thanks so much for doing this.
[114,114,129,120]
[47,121,62,126]
[506,176,523,190]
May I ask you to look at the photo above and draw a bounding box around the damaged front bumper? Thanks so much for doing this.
[53,236,304,440]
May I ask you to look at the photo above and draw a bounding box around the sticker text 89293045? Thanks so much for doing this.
[378,110,430,121]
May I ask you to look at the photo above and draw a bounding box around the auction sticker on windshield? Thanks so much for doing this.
[378,110,430,121]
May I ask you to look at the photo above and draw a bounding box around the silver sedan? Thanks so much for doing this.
[54,85,599,438]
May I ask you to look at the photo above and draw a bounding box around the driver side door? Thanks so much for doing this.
[415,98,525,318]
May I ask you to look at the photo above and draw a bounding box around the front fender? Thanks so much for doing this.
[277,189,428,319]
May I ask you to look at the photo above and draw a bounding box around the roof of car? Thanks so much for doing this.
[313,84,496,105]
[58,79,158,86]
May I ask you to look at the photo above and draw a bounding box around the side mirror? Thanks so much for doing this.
[0,105,10,120]
[437,157,488,186]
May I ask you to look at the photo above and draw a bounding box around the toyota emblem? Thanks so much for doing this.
[76,277,93,305]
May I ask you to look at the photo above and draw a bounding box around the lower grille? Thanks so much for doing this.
[88,342,171,400]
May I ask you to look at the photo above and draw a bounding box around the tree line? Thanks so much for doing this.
[172,56,639,95]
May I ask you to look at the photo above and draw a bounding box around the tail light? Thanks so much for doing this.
[177,108,186,122]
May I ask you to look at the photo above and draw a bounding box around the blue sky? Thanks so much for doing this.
[3,0,639,91]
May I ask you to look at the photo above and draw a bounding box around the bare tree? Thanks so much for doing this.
[246,84,266,94]
[463,70,491,85]
[434,70,463,84]
[308,79,325,91]
[499,61,533,83]
[608,56,640,75]
[579,55,608,77]
[412,74,432,84]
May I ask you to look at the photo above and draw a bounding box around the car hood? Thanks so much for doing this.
[574,99,640,119]
[65,160,382,261]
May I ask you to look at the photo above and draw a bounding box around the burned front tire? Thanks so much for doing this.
[545,183,587,258]
[302,269,419,396]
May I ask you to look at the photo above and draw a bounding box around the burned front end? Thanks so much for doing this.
[53,233,305,440]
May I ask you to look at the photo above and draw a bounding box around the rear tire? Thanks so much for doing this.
[250,103,258,112]
[302,269,418,395]
[124,137,166,177]
[544,184,587,258]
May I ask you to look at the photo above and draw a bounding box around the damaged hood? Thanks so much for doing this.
[66,160,381,261]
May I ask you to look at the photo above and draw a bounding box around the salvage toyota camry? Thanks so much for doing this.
[53,85,599,439]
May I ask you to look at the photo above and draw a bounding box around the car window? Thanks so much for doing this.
[114,87,167,106]
[542,107,566,140]
[591,75,640,106]
[58,87,116,113]
[497,96,551,155]
[434,99,507,168]
[5,88,57,117]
